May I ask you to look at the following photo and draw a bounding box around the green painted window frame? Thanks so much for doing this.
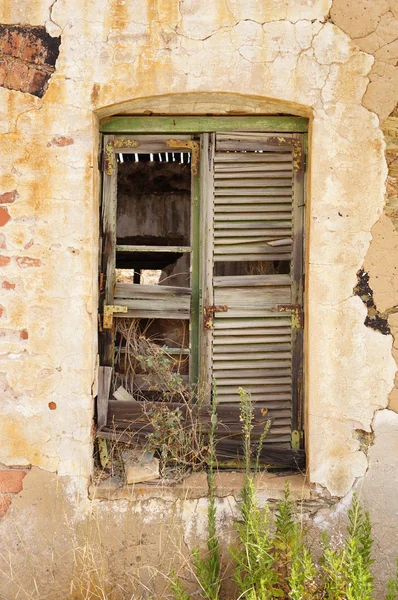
[100,116,308,134]
[99,116,308,460]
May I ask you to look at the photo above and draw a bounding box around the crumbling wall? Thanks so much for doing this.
[0,0,397,596]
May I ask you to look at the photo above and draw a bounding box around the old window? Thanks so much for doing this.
[96,117,307,471]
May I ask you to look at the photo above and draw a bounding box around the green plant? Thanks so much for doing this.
[172,382,222,600]
[387,559,398,600]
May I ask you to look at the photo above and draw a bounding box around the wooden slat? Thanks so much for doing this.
[213,344,291,353]
[214,214,292,222]
[215,163,293,172]
[215,188,292,196]
[214,287,291,309]
[97,366,112,429]
[214,317,291,328]
[214,152,292,163]
[213,358,291,367]
[214,196,293,204]
[115,283,191,298]
[214,274,291,287]
[215,178,292,188]
[214,204,292,213]
[120,309,190,320]
[215,220,291,229]
[214,243,291,254]
[101,134,117,366]
[116,245,191,253]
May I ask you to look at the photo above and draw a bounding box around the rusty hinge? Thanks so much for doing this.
[166,139,200,175]
[103,304,128,329]
[203,305,228,330]
[266,137,304,173]
[277,304,304,329]
[99,272,105,292]
[104,139,140,176]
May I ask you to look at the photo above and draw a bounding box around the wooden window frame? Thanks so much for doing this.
[97,116,308,467]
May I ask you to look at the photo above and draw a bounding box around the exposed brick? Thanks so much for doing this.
[0,26,60,98]
[0,306,4,318]
[0,233,6,249]
[0,494,11,518]
[48,136,74,147]
[16,256,41,268]
[2,280,15,290]
[0,190,18,204]
[0,26,21,59]
[20,329,28,340]
[48,401,57,410]
[26,66,49,97]
[0,469,26,494]
[5,60,29,92]
[0,207,11,227]
[0,58,6,86]
[0,256,10,267]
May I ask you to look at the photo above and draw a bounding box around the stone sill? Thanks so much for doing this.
[89,471,313,503]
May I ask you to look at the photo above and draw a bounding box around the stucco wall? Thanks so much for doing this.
[0,0,398,597]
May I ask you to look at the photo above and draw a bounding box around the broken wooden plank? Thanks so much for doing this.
[113,385,134,402]
[97,366,112,429]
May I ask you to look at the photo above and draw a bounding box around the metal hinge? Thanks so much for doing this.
[104,139,140,176]
[103,304,128,329]
[166,139,200,175]
[203,305,228,330]
[277,304,304,329]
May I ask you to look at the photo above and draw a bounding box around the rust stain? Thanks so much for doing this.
[48,401,57,410]
[20,329,28,340]
[91,83,100,106]
[108,0,129,31]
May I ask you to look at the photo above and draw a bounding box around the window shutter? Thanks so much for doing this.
[205,131,305,467]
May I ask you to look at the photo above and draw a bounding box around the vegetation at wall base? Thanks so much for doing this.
[170,387,397,600]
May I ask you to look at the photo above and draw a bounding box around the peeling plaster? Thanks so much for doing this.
[0,3,397,592]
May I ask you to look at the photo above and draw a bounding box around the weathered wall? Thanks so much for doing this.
[0,0,398,597]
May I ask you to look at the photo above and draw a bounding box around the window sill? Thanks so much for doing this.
[89,471,311,503]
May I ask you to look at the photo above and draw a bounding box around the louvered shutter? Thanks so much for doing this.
[203,132,305,466]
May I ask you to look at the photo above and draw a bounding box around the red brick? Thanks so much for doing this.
[2,280,15,290]
[0,470,26,494]
[26,67,49,97]
[20,329,28,340]
[5,61,29,92]
[0,27,22,59]
[0,256,10,267]
[16,256,41,268]
[0,495,11,518]
[48,401,57,410]
[0,233,6,250]
[0,59,7,86]
[0,306,4,318]
[0,190,18,204]
[0,207,11,227]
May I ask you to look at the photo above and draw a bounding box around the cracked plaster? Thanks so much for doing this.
[0,1,397,592]
[0,0,395,496]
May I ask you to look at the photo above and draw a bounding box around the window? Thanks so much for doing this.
[97,117,307,470]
